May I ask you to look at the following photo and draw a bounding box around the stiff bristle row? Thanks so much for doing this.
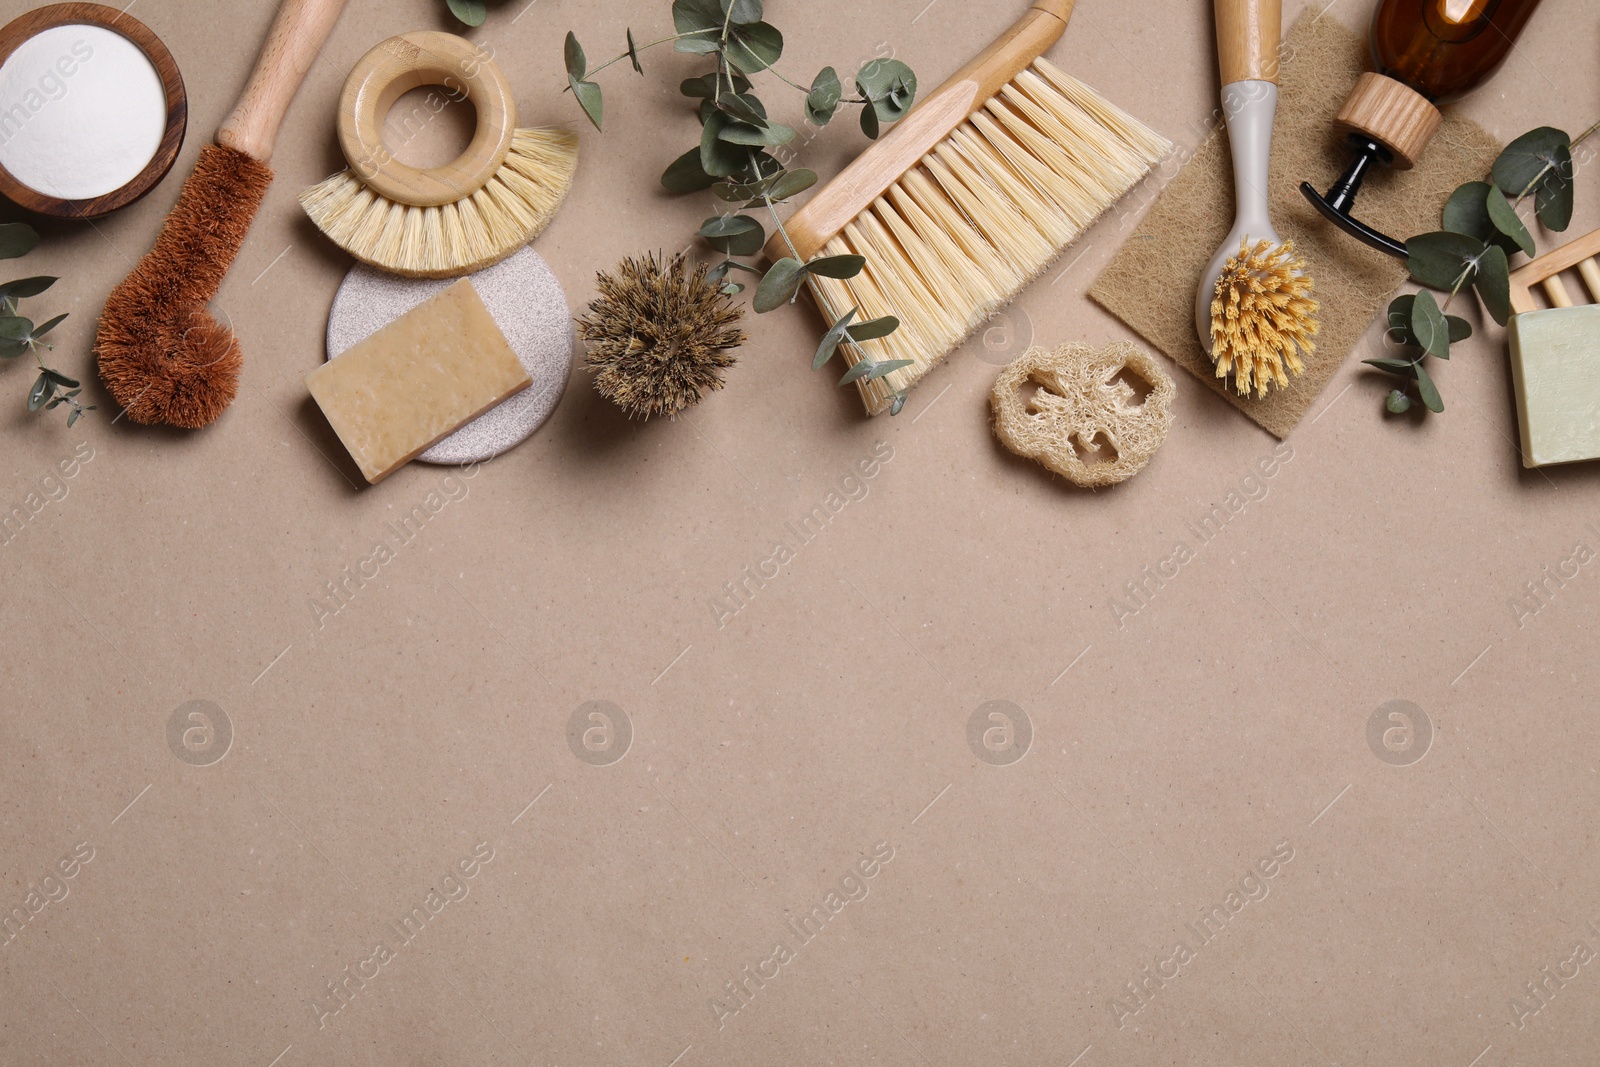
[1208,238,1319,398]
[300,128,579,279]
[805,58,1169,414]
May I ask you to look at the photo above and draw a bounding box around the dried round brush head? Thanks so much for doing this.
[579,254,745,420]
[96,144,272,428]
[1209,238,1320,398]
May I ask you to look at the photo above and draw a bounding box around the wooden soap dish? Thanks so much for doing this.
[0,3,187,218]
[1509,227,1600,315]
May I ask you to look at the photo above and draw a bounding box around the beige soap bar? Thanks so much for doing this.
[307,280,531,483]
[1509,304,1600,468]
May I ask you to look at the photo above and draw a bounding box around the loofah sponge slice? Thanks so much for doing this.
[991,340,1175,487]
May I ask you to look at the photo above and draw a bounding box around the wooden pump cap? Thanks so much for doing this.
[1334,72,1441,170]
[337,31,517,208]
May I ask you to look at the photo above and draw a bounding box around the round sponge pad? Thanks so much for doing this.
[325,245,572,465]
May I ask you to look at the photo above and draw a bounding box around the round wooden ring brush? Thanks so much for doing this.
[95,0,348,429]
[299,31,578,279]
[1193,0,1318,399]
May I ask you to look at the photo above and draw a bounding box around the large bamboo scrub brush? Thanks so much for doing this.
[96,0,349,429]
[1193,0,1319,398]
[764,0,1170,415]
[300,31,577,279]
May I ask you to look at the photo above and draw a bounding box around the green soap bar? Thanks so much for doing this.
[1509,304,1600,468]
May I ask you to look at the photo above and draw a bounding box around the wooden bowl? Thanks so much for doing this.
[0,3,186,218]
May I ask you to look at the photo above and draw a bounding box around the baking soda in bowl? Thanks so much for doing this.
[0,24,165,200]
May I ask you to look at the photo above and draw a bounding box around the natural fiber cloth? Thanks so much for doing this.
[1088,12,1501,438]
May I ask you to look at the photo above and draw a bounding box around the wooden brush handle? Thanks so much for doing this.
[1215,0,1281,85]
[218,0,348,162]
[765,0,1076,263]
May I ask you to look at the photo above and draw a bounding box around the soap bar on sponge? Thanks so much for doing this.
[307,279,531,483]
[1509,304,1600,468]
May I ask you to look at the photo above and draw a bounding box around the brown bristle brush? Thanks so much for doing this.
[96,0,348,429]
[765,0,1170,414]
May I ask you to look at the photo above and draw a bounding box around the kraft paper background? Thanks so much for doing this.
[3,1,1599,1065]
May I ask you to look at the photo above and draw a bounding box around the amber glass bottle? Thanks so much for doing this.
[1370,0,1545,103]
[1301,0,1547,258]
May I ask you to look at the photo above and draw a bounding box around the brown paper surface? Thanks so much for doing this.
[4,2,1600,1065]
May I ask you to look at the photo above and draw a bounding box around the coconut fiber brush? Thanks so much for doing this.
[765,0,1169,415]
[96,0,348,429]
[300,31,578,279]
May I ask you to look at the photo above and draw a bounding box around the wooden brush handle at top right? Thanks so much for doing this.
[1215,0,1282,85]
[764,0,1078,264]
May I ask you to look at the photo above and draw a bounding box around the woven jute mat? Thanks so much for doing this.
[1088,12,1501,438]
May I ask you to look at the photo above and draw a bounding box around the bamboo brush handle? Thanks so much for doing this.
[218,0,349,162]
[765,0,1076,264]
[1215,0,1281,85]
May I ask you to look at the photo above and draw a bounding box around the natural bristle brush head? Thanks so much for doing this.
[301,32,579,279]
[1194,0,1318,399]
[1209,237,1318,397]
[762,0,1171,415]
[96,144,273,428]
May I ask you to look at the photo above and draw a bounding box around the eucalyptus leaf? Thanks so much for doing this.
[856,59,917,122]
[570,77,603,131]
[1410,289,1450,360]
[0,223,38,261]
[1406,231,1487,292]
[32,312,66,338]
[1446,315,1472,343]
[1492,126,1570,198]
[724,21,782,73]
[720,0,762,24]
[0,276,56,301]
[1536,142,1575,231]
[717,119,795,147]
[889,392,907,415]
[1386,389,1413,414]
[765,169,816,202]
[563,32,587,80]
[814,308,859,370]
[1384,294,1418,346]
[0,338,26,358]
[1484,182,1535,256]
[1414,360,1443,413]
[864,359,913,381]
[626,28,643,73]
[27,372,52,412]
[1363,357,1420,378]
[754,257,805,312]
[697,214,766,255]
[661,147,717,193]
[712,174,778,201]
[845,315,899,342]
[1474,243,1511,325]
[859,104,879,139]
[700,112,746,177]
[715,93,768,125]
[804,253,866,279]
[0,316,33,341]
[672,0,724,38]
[839,359,913,386]
[806,67,842,126]
[1441,182,1506,249]
[446,0,487,26]
[42,368,77,388]
[67,407,82,427]
[837,360,876,386]
[721,282,745,295]
[681,73,751,98]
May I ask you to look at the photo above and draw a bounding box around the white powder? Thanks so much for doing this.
[0,24,166,200]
